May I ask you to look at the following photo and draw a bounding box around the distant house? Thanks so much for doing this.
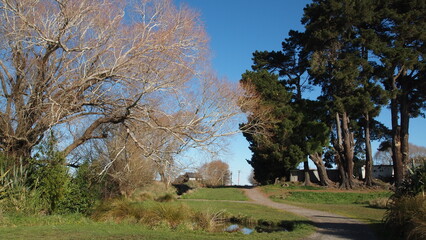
[186,172,202,181]
[174,172,203,184]
[289,169,339,183]
[372,165,394,180]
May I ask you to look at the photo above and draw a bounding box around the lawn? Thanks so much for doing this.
[260,185,392,239]
[0,187,315,240]
[180,187,249,201]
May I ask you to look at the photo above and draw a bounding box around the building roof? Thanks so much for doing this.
[185,172,202,178]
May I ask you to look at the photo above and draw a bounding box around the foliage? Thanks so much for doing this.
[240,70,300,184]
[32,158,69,214]
[0,156,42,214]
[30,134,71,214]
[394,163,426,198]
[57,162,100,215]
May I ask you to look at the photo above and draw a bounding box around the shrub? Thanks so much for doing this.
[368,197,391,209]
[394,163,426,198]
[151,202,192,228]
[384,164,426,240]
[32,152,70,214]
[57,162,100,215]
[0,157,43,214]
[192,210,227,232]
[384,195,426,240]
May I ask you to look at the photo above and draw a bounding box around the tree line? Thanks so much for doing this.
[241,0,426,188]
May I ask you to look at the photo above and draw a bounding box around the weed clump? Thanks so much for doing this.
[368,197,391,209]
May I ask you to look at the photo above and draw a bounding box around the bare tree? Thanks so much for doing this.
[198,160,231,187]
[0,0,209,164]
[248,169,258,186]
[97,127,156,197]
[375,143,426,169]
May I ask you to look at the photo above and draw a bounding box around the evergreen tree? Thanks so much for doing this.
[240,70,301,184]
[364,0,426,186]
[251,31,332,186]
[302,0,387,188]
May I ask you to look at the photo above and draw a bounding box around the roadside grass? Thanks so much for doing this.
[181,187,248,201]
[260,185,392,239]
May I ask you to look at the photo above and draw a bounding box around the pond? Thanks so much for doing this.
[224,221,290,235]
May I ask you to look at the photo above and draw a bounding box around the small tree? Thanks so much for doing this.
[32,133,70,214]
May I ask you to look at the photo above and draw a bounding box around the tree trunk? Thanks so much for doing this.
[335,152,349,189]
[341,112,354,188]
[335,112,353,189]
[364,112,373,186]
[309,152,332,186]
[335,113,347,188]
[391,95,403,187]
[400,88,410,180]
[303,159,312,186]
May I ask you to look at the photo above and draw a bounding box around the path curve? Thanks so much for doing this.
[243,188,377,240]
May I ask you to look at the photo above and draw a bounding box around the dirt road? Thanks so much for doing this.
[243,188,378,240]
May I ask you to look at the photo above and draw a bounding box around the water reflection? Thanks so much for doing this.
[225,224,254,234]
[224,224,288,235]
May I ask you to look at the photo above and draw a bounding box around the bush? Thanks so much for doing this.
[395,163,426,198]
[33,157,69,214]
[57,162,100,215]
[368,197,391,209]
[384,164,426,240]
[384,195,426,240]
[0,157,43,214]
[192,210,227,232]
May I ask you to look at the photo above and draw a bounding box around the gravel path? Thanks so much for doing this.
[243,188,377,240]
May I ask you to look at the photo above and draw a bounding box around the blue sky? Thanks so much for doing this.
[175,0,426,185]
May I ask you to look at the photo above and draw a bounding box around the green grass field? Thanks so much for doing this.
[260,185,392,239]
[0,187,315,240]
[1,186,392,240]
[181,187,249,201]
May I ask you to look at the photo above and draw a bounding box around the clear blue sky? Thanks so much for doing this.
[175,0,426,185]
